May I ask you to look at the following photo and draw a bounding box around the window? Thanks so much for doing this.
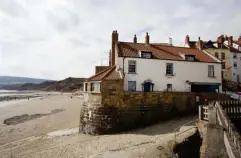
[185,55,195,61]
[166,63,173,75]
[222,62,225,69]
[218,44,222,49]
[85,83,88,91]
[90,83,94,91]
[128,60,136,73]
[208,65,215,77]
[141,51,152,58]
[233,54,237,59]
[234,62,237,68]
[128,81,136,91]
[221,53,225,60]
[215,52,219,59]
[167,84,172,91]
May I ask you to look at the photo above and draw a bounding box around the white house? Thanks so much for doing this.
[224,36,241,83]
[86,31,222,93]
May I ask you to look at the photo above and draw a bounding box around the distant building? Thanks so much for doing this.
[84,31,222,93]
[185,35,241,83]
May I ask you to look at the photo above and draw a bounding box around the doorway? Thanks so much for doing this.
[143,82,154,92]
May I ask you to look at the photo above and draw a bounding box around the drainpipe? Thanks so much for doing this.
[123,57,126,76]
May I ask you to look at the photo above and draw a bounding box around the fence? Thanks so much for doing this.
[199,101,241,158]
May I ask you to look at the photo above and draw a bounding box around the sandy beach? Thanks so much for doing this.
[0,93,82,145]
[0,94,197,158]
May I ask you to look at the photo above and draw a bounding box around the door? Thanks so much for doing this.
[143,82,151,92]
[237,75,240,83]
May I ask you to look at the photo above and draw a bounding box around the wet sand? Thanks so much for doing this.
[0,94,82,145]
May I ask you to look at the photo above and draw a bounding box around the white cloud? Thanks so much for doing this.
[0,0,241,80]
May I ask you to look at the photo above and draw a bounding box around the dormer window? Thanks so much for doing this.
[141,51,152,58]
[185,55,196,61]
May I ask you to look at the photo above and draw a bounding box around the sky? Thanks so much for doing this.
[0,0,241,80]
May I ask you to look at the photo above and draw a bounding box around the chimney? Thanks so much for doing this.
[111,30,118,66]
[145,32,150,45]
[238,35,241,42]
[228,36,233,46]
[133,34,137,43]
[169,37,173,46]
[185,35,190,45]
[224,35,228,40]
[109,50,111,66]
[217,35,224,44]
[197,37,203,50]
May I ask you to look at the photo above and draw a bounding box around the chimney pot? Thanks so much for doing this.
[185,35,190,44]
[133,34,137,43]
[228,36,233,46]
[145,32,150,45]
[169,37,173,46]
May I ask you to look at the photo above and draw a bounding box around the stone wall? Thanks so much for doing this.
[80,78,230,135]
[101,80,124,106]
[80,101,194,135]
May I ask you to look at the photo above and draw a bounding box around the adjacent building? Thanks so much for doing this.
[84,31,222,93]
[185,35,241,83]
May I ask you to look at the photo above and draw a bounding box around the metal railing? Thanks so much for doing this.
[174,120,198,144]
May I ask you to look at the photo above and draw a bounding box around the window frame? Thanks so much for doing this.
[128,60,136,73]
[141,51,152,58]
[221,53,225,60]
[167,84,172,91]
[166,63,174,75]
[208,65,215,77]
[233,54,237,59]
[215,52,219,59]
[222,62,225,69]
[128,81,136,91]
[234,62,237,68]
[185,55,195,61]
[84,83,88,91]
[90,83,95,91]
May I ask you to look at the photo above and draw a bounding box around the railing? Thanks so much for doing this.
[199,101,241,158]
[215,101,241,158]
[174,120,197,144]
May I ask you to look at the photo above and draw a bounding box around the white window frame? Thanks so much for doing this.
[166,63,173,75]
[128,81,136,91]
[128,60,136,73]
[208,65,215,77]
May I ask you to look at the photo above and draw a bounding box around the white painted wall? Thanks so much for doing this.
[223,41,241,82]
[117,57,222,92]
[230,52,241,82]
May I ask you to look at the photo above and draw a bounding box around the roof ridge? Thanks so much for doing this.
[87,66,111,81]
[150,44,181,58]
[103,65,116,80]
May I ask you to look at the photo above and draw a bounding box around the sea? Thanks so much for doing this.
[0,90,43,97]
[0,90,48,108]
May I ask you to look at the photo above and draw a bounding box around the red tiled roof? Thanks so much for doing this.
[118,42,218,63]
[234,41,241,46]
[88,65,121,81]
[229,46,241,53]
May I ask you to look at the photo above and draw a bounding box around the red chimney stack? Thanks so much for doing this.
[228,36,233,46]
[111,30,118,66]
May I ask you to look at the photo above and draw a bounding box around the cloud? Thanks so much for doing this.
[0,0,241,80]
